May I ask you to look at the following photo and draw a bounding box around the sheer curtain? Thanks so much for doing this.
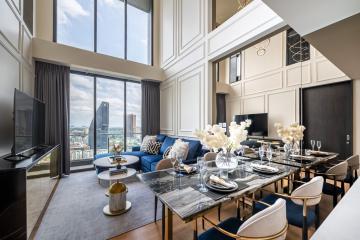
[35,61,70,175]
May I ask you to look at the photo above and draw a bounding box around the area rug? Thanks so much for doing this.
[35,171,160,240]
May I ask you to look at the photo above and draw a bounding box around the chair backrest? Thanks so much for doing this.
[156,159,173,170]
[347,155,360,170]
[326,161,348,180]
[204,152,217,161]
[237,198,287,240]
[291,176,324,206]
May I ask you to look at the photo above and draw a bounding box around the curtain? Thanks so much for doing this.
[35,61,70,175]
[216,93,227,124]
[141,80,160,137]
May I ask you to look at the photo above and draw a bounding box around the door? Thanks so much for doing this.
[301,81,353,160]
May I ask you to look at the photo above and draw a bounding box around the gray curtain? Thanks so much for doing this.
[35,61,70,175]
[141,80,160,137]
[216,93,226,124]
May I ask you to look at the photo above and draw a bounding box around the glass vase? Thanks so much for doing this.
[215,149,237,179]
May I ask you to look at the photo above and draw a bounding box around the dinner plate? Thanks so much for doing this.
[205,179,238,193]
[252,165,280,174]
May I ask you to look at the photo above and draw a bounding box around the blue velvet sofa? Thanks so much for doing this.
[94,134,206,173]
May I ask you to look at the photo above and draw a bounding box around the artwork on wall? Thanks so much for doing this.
[286,28,310,65]
[254,39,270,56]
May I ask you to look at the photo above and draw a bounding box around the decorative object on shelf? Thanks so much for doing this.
[274,123,305,159]
[194,120,251,178]
[111,143,124,169]
[237,0,252,11]
[254,38,270,56]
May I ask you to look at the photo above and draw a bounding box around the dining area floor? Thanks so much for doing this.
[112,179,347,240]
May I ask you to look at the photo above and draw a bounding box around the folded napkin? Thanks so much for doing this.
[251,163,278,172]
[209,175,236,188]
[183,164,194,173]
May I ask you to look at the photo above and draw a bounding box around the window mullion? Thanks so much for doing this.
[94,0,97,52]
[124,0,127,60]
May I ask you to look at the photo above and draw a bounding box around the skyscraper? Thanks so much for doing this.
[89,101,109,150]
[126,113,136,138]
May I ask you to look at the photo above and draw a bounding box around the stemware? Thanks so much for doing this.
[266,147,273,165]
[259,145,265,163]
[196,157,203,187]
[198,160,208,193]
[310,140,316,151]
[317,141,322,151]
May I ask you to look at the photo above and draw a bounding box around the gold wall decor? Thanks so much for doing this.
[254,39,271,56]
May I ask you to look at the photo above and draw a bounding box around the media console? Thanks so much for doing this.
[0,145,60,240]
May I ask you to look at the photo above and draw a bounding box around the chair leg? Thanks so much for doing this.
[154,195,158,222]
[333,194,338,207]
[162,203,165,240]
[315,204,320,229]
[302,215,308,240]
[218,204,221,221]
[355,170,358,180]
[193,219,198,240]
[202,218,205,230]
[341,181,345,197]
[236,200,241,219]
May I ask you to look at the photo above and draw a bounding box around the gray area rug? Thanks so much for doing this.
[35,171,160,240]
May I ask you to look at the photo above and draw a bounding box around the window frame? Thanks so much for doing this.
[53,0,153,65]
[69,70,141,166]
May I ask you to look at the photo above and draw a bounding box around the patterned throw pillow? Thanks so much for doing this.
[146,141,162,155]
[163,146,173,159]
[141,135,156,152]
[168,139,189,160]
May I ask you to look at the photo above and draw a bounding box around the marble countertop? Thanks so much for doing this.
[311,178,360,240]
[137,160,299,222]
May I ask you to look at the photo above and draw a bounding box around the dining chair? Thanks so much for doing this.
[345,155,359,186]
[316,161,348,207]
[154,159,173,240]
[254,176,324,240]
[199,198,288,240]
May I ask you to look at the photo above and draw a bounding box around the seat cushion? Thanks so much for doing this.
[199,217,244,240]
[322,182,344,195]
[254,194,316,228]
[150,162,159,172]
[122,151,149,158]
[160,137,177,154]
[182,139,201,160]
[140,155,163,170]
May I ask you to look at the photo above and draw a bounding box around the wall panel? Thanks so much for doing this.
[242,95,265,114]
[160,80,176,135]
[160,0,176,66]
[286,63,311,87]
[244,71,283,95]
[316,59,345,82]
[0,0,20,51]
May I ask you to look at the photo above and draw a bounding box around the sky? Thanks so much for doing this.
[58,0,146,128]
[69,74,141,129]
[57,0,150,64]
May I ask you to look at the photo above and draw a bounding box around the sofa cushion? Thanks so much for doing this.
[168,139,189,160]
[160,136,177,154]
[183,139,202,160]
[157,134,167,142]
[146,141,162,155]
[141,135,157,152]
[141,155,163,170]
[121,151,149,158]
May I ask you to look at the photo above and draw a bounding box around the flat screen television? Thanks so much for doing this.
[234,113,268,136]
[13,89,45,155]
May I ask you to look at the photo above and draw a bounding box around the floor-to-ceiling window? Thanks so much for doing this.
[56,0,152,65]
[69,72,141,167]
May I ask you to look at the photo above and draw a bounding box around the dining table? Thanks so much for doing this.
[137,160,299,240]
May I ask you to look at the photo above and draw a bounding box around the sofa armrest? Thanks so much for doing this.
[200,148,210,157]
[132,146,141,151]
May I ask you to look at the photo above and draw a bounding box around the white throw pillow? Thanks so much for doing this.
[141,135,156,152]
[168,139,189,160]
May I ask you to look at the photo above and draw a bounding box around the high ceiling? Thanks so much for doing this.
[215,0,239,27]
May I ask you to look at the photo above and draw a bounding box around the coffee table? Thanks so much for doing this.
[98,168,137,186]
[94,155,139,169]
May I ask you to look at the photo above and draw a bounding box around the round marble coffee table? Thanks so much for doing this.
[97,168,136,187]
[94,155,139,169]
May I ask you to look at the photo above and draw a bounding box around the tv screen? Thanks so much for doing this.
[234,113,268,136]
[14,89,45,155]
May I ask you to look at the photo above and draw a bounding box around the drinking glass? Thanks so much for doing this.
[196,157,203,187]
[266,148,273,165]
[317,141,322,151]
[198,160,208,193]
[259,145,265,163]
[310,140,316,151]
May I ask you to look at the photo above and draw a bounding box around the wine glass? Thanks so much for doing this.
[259,145,265,163]
[317,141,322,151]
[266,147,273,165]
[310,140,316,151]
[198,160,208,193]
[196,157,203,187]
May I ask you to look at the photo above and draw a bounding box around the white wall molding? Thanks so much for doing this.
[160,79,177,135]
[160,0,177,67]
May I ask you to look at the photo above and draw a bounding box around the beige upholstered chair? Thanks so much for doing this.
[200,198,288,240]
[346,155,359,185]
[256,176,324,240]
[204,152,217,161]
[317,161,348,207]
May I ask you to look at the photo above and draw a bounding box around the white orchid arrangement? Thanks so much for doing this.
[194,120,252,152]
[274,122,306,144]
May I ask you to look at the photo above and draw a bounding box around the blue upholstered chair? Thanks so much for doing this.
[254,176,324,240]
[199,198,288,240]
